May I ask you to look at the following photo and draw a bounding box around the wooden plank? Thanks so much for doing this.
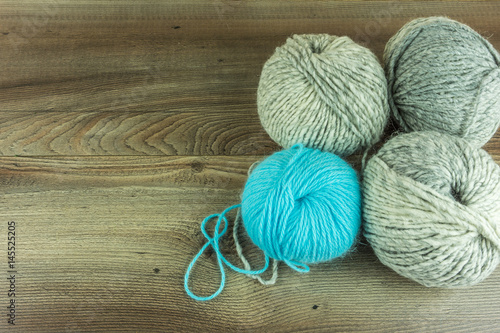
[1,1,500,113]
[1,155,500,332]
[0,110,498,156]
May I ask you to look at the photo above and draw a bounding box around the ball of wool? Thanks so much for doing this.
[241,144,362,268]
[384,17,500,147]
[363,131,500,287]
[257,34,389,157]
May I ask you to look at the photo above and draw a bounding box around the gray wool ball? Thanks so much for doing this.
[363,131,500,287]
[384,17,500,147]
[258,34,389,157]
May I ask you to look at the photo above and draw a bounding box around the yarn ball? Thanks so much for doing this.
[241,144,362,268]
[363,131,500,287]
[257,34,389,157]
[384,17,500,147]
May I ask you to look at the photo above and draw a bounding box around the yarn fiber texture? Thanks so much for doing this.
[363,131,500,287]
[258,34,389,157]
[242,144,362,268]
[384,17,500,147]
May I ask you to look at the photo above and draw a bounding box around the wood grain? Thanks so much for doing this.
[1,1,500,332]
[0,111,279,156]
[0,111,498,157]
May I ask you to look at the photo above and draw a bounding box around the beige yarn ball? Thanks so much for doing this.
[363,131,500,287]
[384,17,500,147]
[258,34,389,157]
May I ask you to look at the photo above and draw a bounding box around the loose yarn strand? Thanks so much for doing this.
[234,160,279,285]
[184,212,229,301]
[233,206,279,285]
[184,204,271,301]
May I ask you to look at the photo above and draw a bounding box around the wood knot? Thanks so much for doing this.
[191,162,205,173]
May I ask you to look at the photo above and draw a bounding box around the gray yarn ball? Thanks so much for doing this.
[384,17,500,147]
[363,131,500,287]
[258,34,389,157]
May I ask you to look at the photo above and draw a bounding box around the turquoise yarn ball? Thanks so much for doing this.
[241,144,362,268]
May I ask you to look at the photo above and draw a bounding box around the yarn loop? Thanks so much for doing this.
[184,204,270,301]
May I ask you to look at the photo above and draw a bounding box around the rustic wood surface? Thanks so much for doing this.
[1,1,500,332]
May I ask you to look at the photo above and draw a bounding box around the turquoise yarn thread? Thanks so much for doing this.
[184,204,270,301]
[185,144,362,301]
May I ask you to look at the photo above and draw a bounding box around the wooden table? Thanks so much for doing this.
[1,1,499,332]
